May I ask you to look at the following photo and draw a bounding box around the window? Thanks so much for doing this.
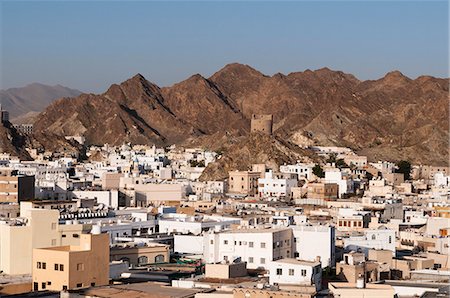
[54,264,59,271]
[260,258,265,264]
[62,234,66,238]
[76,283,83,288]
[248,257,254,263]
[155,254,165,263]
[37,262,41,269]
[276,268,282,275]
[138,256,148,265]
[289,269,294,276]
[301,269,307,276]
[91,283,96,287]
[224,240,228,245]
[77,263,84,271]
[210,240,214,245]
[372,234,376,240]
[42,262,46,269]
[47,282,52,285]
[73,233,79,238]
[59,264,64,271]
[389,236,392,243]
[41,283,46,290]
[261,242,266,248]
[249,242,254,248]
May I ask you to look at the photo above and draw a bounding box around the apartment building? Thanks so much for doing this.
[32,232,109,291]
[228,171,261,195]
[258,171,298,198]
[0,209,61,275]
[268,258,322,291]
[0,175,35,203]
[204,228,293,269]
[292,224,335,268]
[280,163,314,181]
[307,183,338,201]
[344,227,396,255]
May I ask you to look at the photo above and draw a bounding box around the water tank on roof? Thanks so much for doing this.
[91,225,101,235]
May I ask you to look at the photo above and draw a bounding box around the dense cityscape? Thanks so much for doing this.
[0,106,448,297]
[1,1,448,298]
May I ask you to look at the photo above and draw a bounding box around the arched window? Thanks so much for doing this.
[372,234,376,240]
[120,257,130,265]
[137,256,148,265]
[155,254,165,263]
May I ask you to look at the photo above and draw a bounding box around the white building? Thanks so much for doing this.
[292,224,335,268]
[280,163,314,181]
[268,258,322,291]
[344,226,396,255]
[203,228,293,269]
[174,234,204,255]
[324,169,353,198]
[257,171,298,198]
[434,172,449,188]
[367,178,394,197]
[158,214,239,235]
[69,190,119,209]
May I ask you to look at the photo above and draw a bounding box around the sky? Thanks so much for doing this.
[1,0,448,93]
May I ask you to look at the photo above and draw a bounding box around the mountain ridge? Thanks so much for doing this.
[10,63,450,166]
[0,83,82,122]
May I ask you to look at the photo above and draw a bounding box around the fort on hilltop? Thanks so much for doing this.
[250,114,273,135]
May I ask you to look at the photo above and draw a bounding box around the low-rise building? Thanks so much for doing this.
[268,258,322,291]
[204,228,293,269]
[110,242,169,266]
[32,232,109,291]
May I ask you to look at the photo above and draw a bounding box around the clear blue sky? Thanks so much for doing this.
[1,1,448,93]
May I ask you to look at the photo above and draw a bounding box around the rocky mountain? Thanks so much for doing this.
[30,63,448,166]
[0,83,82,122]
[199,133,318,181]
[0,122,32,160]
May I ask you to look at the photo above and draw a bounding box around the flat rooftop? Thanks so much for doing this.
[81,282,211,298]
[273,258,320,267]
[330,282,393,290]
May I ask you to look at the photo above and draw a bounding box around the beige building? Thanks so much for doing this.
[205,262,247,279]
[101,172,124,190]
[228,171,261,195]
[307,183,338,201]
[234,288,314,298]
[329,282,395,298]
[32,232,109,291]
[0,207,86,275]
[0,209,60,275]
[135,183,184,207]
[0,175,35,203]
[384,172,405,185]
[413,165,449,183]
[110,242,169,266]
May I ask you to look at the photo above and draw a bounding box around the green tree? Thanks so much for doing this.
[395,160,411,180]
[313,164,325,178]
[335,158,349,169]
[326,153,337,164]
